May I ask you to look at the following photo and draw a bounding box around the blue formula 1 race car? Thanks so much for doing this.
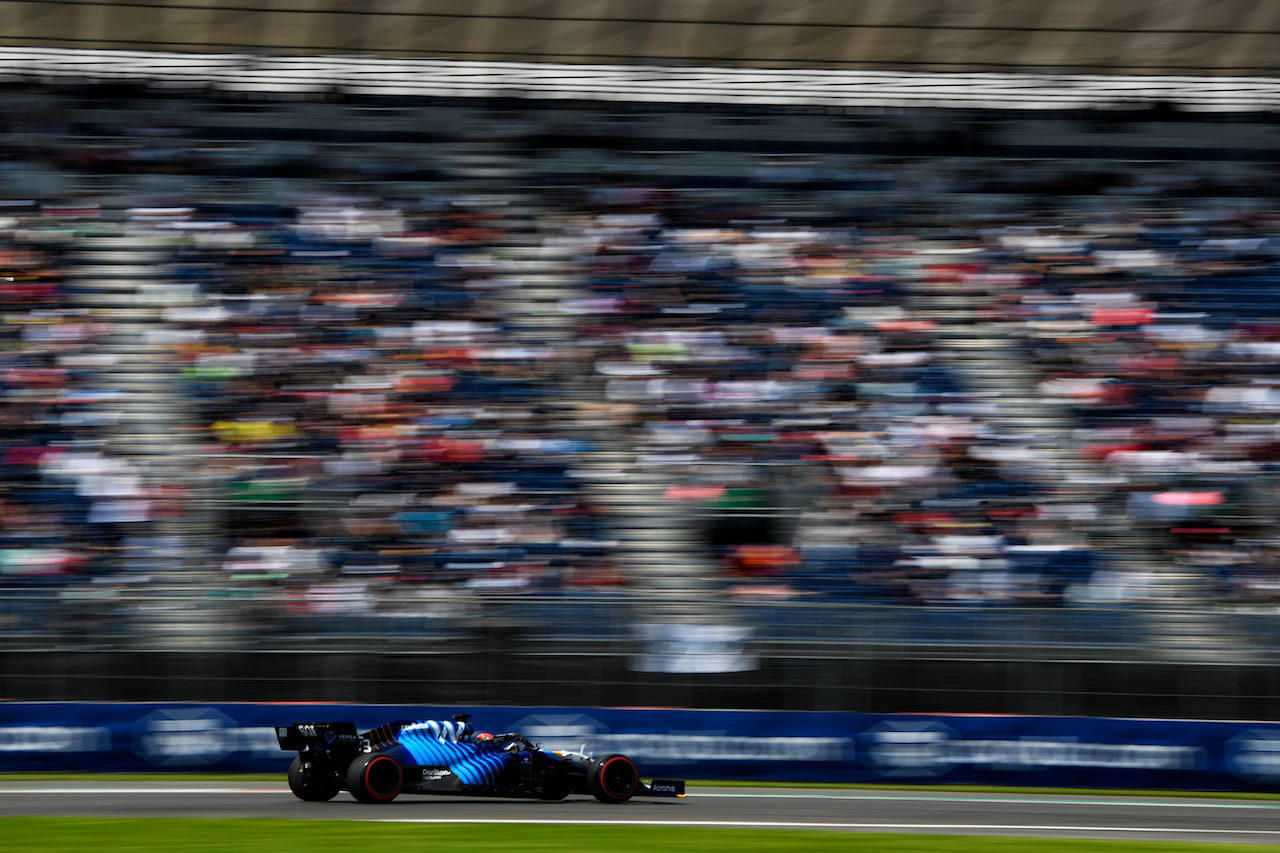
[277,714,685,804]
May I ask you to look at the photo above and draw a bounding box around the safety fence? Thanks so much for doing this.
[5,591,1280,719]
[1,702,1279,794]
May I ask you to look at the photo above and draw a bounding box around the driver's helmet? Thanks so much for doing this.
[474,732,495,743]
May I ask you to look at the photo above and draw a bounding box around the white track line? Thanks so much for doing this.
[696,792,1280,810]
[373,818,1280,836]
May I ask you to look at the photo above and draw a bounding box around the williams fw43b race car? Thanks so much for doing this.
[277,715,685,804]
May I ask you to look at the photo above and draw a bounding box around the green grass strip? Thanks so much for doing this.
[2,819,1275,853]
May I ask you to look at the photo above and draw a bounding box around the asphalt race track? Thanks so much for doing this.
[2,781,1280,844]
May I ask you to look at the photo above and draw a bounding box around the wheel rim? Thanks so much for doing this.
[364,756,402,800]
[600,757,637,799]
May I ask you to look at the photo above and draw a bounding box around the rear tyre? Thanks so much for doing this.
[589,754,638,804]
[346,753,403,803]
[288,756,340,802]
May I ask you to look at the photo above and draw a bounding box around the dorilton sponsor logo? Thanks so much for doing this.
[0,726,110,753]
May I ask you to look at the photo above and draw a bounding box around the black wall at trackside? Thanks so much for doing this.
[3,650,1278,722]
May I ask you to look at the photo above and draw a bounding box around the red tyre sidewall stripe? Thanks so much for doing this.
[601,756,637,799]
[365,756,402,800]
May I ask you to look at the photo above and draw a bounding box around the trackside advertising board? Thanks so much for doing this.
[0,703,1278,792]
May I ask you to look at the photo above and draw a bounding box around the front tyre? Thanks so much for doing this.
[346,753,403,803]
[588,754,638,803]
[288,756,340,802]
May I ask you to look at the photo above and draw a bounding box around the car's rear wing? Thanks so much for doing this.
[276,722,362,751]
[639,779,686,798]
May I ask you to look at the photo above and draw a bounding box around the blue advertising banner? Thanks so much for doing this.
[0,703,1277,793]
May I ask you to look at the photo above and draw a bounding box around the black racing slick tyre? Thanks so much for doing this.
[346,753,404,803]
[589,754,639,804]
[288,756,340,802]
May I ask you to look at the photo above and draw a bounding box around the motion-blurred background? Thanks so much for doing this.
[1,0,1280,720]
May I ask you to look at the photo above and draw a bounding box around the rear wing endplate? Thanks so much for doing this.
[276,722,361,751]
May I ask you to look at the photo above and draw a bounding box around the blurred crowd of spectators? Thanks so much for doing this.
[2,91,1280,630]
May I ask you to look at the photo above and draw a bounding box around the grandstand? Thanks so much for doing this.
[1,1,1280,719]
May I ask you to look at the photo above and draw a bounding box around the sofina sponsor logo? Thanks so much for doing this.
[510,713,851,764]
[1227,728,1280,783]
[133,707,278,767]
[862,720,1202,778]
[594,733,852,764]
